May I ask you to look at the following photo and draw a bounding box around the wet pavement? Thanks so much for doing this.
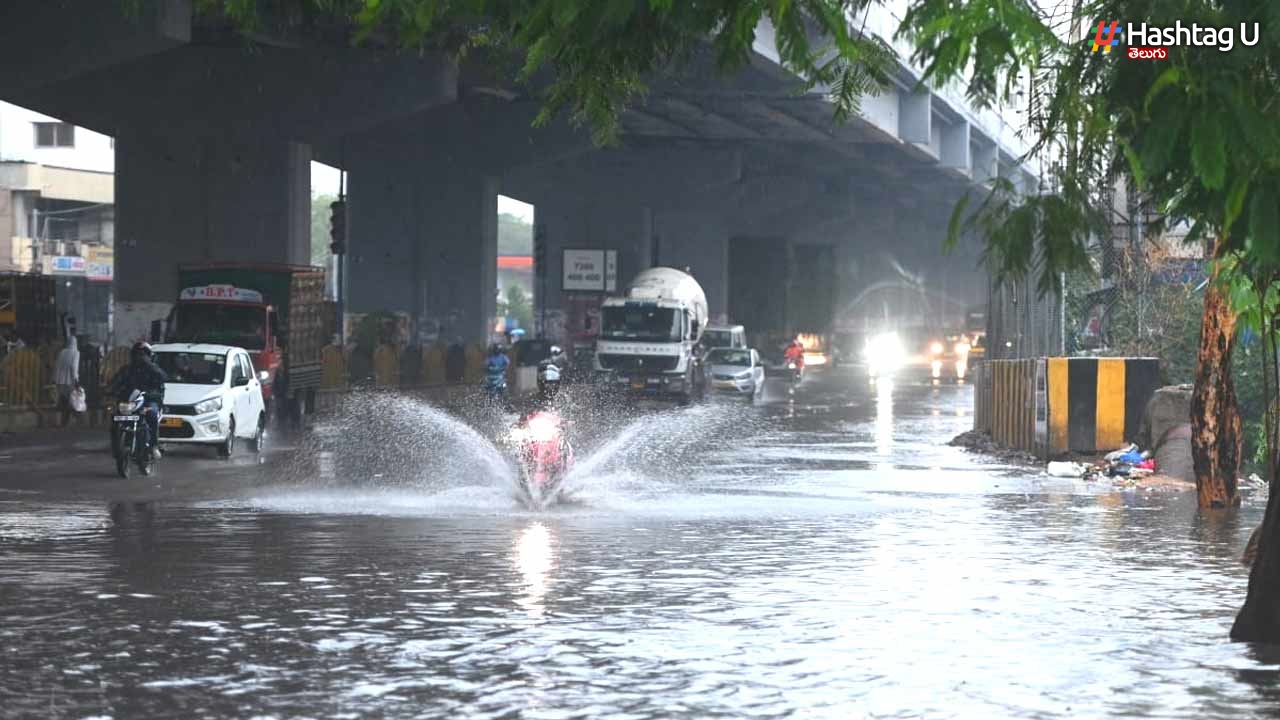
[0,368,1274,718]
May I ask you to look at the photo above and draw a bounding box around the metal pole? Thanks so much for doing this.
[336,167,346,344]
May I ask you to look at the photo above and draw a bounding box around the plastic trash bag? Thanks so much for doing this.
[1105,444,1138,462]
[69,386,86,413]
[1047,461,1088,478]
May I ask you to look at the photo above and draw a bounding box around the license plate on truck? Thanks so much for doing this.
[630,379,646,390]
[113,415,139,422]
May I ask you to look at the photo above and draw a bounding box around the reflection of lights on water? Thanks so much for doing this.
[875,380,894,456]
[514,522,555,618]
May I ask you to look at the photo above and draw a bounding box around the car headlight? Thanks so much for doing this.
[735,370,751,379]
[194,397,223,415]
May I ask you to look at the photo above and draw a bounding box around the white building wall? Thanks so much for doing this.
[0,101,114,172]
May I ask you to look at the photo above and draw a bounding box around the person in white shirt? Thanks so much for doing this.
[54,335,81,427]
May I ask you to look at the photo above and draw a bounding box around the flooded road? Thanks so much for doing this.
[1,369,1274,718]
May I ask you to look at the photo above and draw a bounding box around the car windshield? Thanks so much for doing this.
[171,304,266,350]
[155,352,227,385]
[601,306,682,342]
[707,349,751,366]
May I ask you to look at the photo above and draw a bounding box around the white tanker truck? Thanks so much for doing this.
[593,267,708,402]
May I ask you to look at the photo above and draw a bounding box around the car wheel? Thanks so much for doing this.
[218,418,236,458]
[249,413,266,454]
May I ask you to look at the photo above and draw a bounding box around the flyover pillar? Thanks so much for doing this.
[347,158,498,345]
[113,131,311,339]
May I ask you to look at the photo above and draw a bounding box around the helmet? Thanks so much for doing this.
[550,345,562,356]
[131,341,152,359]
[489,343,503,355]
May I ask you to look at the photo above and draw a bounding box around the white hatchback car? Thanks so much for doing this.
[704,347,766,398]
[151,343,267,457]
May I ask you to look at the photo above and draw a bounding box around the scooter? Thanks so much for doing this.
[483,368,508,403]
[111,389,161,478]
[786,361,804,383]
[506,410,574,509]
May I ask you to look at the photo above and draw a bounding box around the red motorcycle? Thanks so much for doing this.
[508,410,575,508]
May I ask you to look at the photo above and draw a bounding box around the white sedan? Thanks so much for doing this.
[152,343,267,457]
[704,347,766,397]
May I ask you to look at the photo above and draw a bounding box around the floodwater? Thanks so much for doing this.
[1,368,1274,719]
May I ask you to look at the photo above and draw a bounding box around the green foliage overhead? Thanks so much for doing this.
[905,0,1280,293]
[194,0,894,144]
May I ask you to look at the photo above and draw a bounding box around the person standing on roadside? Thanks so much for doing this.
[54,334,81,427]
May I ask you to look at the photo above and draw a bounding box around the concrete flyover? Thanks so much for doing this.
[0,0,1040,343]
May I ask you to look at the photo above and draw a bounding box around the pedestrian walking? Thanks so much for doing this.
[54,335,82,427]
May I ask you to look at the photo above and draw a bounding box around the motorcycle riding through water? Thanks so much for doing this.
[483,344,510,405]
[112,389,161,477]
[505,354,574,509]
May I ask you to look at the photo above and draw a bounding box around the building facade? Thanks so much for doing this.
[0,101,114,342]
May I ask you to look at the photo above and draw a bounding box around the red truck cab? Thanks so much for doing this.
[166,284,281,402]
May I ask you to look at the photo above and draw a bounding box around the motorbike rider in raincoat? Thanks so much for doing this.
[484,344,510,399]
[108,342,169,458]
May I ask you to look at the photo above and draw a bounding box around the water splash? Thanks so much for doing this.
[286,392,516,491]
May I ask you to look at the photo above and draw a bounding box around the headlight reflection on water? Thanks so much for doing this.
[514,522,555,618]
[874,380,895,459]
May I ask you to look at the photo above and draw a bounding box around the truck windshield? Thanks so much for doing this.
[601,306,682,342]
[154,352,227,385]
[703,330,731,348]
[172,304,266,350]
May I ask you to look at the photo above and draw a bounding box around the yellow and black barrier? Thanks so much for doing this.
[977,357,1161,458]
[1043,357,1160,456]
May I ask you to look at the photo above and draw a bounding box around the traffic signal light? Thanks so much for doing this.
[329,200,346,255]
[533,224,547,278]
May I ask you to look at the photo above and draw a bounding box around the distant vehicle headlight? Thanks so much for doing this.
[194,397,223,415]
[866,332,906,376]
[955,342,971,355]
[930,341,944,355]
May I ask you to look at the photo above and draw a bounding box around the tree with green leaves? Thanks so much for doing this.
[900,0,1280,641]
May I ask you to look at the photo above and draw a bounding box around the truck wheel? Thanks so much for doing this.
[218,419,236,458]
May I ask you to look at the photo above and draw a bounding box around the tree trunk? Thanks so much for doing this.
[1232,466,1280,641]
[1190,265,1241,509]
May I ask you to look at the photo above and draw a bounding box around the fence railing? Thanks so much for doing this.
[0,342,506,416]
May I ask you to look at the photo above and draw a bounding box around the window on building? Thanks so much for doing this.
[33,122,75,148]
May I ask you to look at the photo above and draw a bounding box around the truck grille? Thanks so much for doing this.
[597,354,678,373]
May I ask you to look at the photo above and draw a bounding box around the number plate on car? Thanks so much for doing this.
[113,415,140,422]
[160,417,183,428]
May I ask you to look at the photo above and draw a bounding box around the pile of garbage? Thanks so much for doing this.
[1046,443,1157,482]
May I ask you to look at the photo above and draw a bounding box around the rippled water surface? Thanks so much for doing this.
[1,372,1274,719]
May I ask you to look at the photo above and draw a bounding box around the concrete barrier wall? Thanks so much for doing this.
[1044,357,1161,456]
[976,357,1161,457]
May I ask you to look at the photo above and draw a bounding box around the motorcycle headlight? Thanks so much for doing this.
[117,401,134,414]
[930,341,944,355]
[194,397,223,415]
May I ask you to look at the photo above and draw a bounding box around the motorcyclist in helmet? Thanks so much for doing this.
[108,342,169,458]
[484,343,510,388]
[535,345,567,405]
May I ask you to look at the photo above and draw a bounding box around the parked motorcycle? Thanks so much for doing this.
[506,410,574,509]
[111,389,160,478]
